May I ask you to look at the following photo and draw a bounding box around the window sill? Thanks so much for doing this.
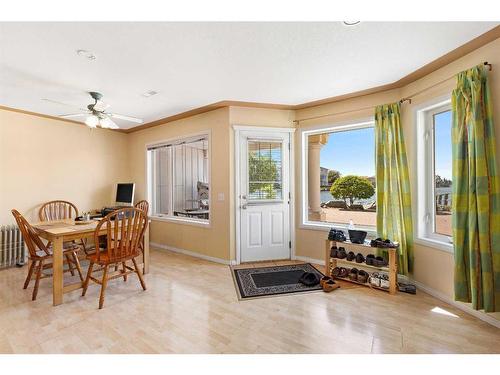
[299,221,377,237]
[414,237,453,254]
[150,215,211,228]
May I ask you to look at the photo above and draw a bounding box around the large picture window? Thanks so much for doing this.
[147,134,210,223]
[302,122,376,230]
[416,99,453,250]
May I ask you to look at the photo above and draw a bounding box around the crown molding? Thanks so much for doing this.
[0,105,84,126]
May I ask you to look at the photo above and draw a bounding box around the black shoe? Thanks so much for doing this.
[348,268,359,281]
[329,228,346,242]
[346,251,355,261]
[366,254,375,265]
[355,253,365,263]
[330,246,338,258]
[298,272,320,286]
[337,247,347,259]
[398,282,416,294]
[328,228,336,241]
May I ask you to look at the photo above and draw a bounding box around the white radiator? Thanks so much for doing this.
[0,225,26,268]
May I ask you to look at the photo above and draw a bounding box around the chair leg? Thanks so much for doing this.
[80,239,88,255]
[99,265,109,309]
[122,262,127,282]
[82,261,94,297]
[65,254,75,276]
[132,258,146,291]
[72,251,84,281]
[32,260,43,301]
[23,260,36,289]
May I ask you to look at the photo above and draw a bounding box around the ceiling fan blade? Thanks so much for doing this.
[93,100,110,112]
[42,98,87,111]
[109,113,143,123]
[59,113,88,118]
[99,117,120,130]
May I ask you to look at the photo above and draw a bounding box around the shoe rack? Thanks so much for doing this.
[325,239,398,295]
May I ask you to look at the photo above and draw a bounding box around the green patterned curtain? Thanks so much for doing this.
[375,103,414,275]
[452,64,500,313]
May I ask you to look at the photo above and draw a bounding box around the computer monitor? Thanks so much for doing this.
[115,183,135,206]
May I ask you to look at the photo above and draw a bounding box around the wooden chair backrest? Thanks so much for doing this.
[11,209,50,258]
[39,200,79,221]
[94,208,148,263]
[134,200,149,215]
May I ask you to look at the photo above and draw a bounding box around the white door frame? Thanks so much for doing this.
[233,125,296,264]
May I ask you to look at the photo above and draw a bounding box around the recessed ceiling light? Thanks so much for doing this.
[76,49,96,60]
[142,90,158,98]
[342,21,361,26]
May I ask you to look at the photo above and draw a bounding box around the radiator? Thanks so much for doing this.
[0,225,26,268]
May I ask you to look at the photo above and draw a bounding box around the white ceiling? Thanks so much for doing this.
[0,22,498,129]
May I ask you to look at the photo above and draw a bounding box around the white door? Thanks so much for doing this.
[239,131,291,262]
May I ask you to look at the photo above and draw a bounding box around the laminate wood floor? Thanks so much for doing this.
[0,249,498,354]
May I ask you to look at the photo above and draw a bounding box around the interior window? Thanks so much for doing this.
[148,135,209,222]
[305,125,376,229]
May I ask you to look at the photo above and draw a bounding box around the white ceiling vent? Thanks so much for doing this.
[142,90,158,98]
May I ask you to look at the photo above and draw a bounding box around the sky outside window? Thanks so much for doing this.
[320,127,375,177]
[434,110,452,180]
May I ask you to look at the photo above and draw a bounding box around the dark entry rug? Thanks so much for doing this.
[231,263,324,300]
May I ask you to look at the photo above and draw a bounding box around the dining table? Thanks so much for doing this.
[31,218,150,306]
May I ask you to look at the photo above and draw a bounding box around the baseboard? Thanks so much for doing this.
[150,242,236,266]
[410,279,500,329]
[292,255,325,266]
[293,254,500,328]
[152,244,499,327]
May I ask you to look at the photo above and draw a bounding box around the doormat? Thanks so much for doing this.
[231,263,324,300]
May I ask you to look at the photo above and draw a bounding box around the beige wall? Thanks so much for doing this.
[127,108,232,261]
[229,106,295,260]
[293,38,500,321]
[294,88,401,261]
[0,109,130,224]
[2,38,499,320]
[401,38,500,321]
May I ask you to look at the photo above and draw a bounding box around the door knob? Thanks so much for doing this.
[242,204,247,210]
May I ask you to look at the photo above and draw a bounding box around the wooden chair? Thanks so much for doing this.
[134,200,149,215]
[82,207,148,309]
[39,200,79,221]
[134,200,149,253]
[39,200,89,257]
[11,209,83,301]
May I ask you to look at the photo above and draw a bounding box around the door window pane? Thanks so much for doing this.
[248,141,283,200]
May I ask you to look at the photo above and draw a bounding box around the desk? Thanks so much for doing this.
[32,219,150,306]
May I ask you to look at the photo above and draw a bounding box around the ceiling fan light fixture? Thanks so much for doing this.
[99,117,113,129]
[342,21,361,26]
[85,115,99,128]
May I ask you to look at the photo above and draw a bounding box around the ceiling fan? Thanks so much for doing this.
[43,92,143,129]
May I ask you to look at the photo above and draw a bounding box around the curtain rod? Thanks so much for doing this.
[294,61,492,123]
